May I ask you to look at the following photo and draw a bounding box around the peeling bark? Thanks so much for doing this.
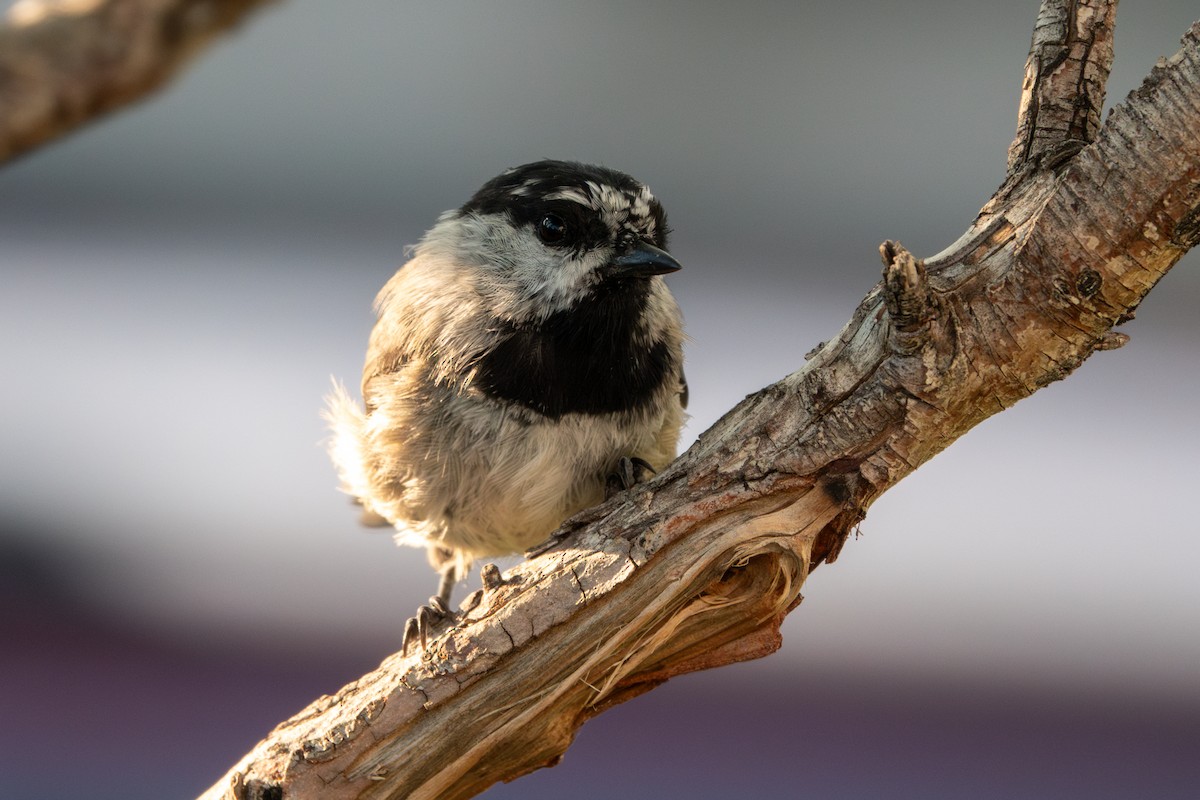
[190,3,1200,799]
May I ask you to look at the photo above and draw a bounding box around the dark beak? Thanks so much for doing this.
[605,241,683,279]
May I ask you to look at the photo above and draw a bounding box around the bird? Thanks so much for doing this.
[325,159,687,653]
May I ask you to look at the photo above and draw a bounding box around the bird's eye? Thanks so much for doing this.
[536,214,567,245]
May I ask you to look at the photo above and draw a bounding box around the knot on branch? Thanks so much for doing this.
[1094,331,1129,351]
[880,240,932,349]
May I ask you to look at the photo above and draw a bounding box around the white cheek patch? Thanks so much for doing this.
[419,211,605,321]
[528,256,606,316]
[502,228,596,315]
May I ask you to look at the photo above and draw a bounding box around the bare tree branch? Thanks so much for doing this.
[0,0,279,163]
[1007,0,1117,174]
[189,2,1199,798]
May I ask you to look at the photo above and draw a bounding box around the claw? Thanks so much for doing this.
[402,616,421,656]
[401,596,455,656]
[427,594,450,617]
[606,456,656,499]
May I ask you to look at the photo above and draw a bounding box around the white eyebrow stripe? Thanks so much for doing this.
[539,180,660,239]
[630,192,652,219]
[543,188,594,207]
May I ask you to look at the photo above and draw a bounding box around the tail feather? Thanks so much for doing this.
[323,379,378,514]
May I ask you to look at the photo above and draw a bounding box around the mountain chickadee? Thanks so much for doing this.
[326,160,686,651]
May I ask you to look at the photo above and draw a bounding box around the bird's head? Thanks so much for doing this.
[417,160,681,323]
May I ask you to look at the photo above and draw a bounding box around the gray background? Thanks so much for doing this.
[2,1,1198,798]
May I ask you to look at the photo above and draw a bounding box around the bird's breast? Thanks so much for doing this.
[474,282,677,418]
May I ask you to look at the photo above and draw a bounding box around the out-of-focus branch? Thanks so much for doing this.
[0,0,279,163]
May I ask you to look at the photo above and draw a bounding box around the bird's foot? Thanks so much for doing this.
[605,456,656,499]
[401,595,457,656]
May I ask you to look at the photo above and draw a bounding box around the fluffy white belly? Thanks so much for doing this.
[329,376,681,566]
[424,408,657,558]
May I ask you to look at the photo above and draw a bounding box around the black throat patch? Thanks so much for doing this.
[474,280,675,418]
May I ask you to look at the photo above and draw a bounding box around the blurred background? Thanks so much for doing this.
[2,1,1198,798]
